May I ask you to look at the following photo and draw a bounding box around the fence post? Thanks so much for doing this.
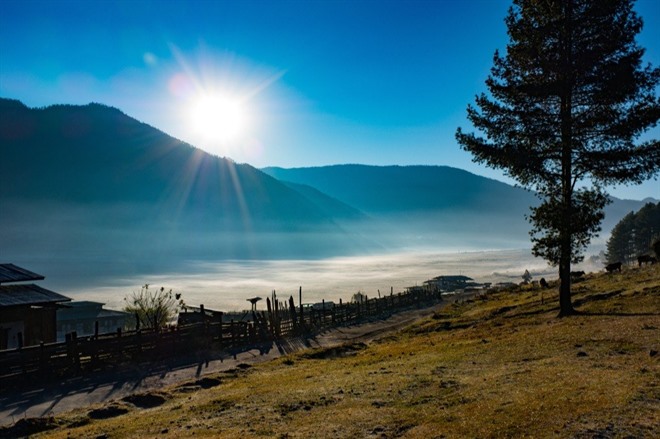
[218,312,224,347]
[92,320,99,365]
[321,299,326,328]
[288,296,298,334]
[39,341,46,376]
[249,322,256,343]
[136,327,142,356]
[266,297,273,337]
[71,332,81,373]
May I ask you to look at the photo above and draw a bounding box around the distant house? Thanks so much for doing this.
[178,305,225,325]
[56,301,130,341]
[0,263,71,349]
[424,275,475,292]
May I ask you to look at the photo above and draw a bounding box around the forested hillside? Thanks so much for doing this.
[606,202,660,264]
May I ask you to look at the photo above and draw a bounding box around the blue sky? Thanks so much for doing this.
[1,0,658,200]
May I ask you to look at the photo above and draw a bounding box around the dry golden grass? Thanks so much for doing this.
[14,264,660,438]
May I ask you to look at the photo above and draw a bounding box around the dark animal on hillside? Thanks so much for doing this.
[637,254,657,267]
[539,278,548,288]
[605,262,622,273]
[570,271,585,279]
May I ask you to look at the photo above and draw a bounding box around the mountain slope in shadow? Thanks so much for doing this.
[0,99,375,285]
[0,98,360,230]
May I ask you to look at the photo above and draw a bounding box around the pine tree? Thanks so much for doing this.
[456,0,660,316]
[606,210,637,264]
[606,203,660,264]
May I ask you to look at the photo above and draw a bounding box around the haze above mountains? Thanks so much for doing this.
[0,98,653,282]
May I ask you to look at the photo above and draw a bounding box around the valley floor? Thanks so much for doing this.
[2,264,659,438]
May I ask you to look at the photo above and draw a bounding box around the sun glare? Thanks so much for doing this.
[189,93,248,143]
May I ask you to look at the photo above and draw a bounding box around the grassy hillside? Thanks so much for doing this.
[9,264,659,438]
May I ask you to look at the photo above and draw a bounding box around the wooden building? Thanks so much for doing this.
[56,301,130,341]
[0,263,71,349]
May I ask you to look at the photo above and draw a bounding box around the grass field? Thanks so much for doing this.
[5,264,659,438]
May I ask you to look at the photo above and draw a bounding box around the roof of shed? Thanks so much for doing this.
[429,275,474,282]
[0,284,71,307]
[0,264,45,284]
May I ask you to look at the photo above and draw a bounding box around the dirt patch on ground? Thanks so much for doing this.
[88,402,131,419]
[195,376,222,389]
[0,416,61,437]
[276,395,337,416]
[122,392,168,409]
[301,342,367,360]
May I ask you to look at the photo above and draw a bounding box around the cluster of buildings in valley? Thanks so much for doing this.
[422,275,492,294]
[0,263,130,350]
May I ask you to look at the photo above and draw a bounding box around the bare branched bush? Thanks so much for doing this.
[124,284,184,331]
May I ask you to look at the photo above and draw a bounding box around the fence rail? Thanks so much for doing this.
[0,286,441,388]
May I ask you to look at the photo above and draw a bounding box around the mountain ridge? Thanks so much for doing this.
[261,164,653,241]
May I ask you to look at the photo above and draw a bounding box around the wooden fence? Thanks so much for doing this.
[0,285,440,388]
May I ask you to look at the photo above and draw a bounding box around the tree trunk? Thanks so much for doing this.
[558,0,575,317]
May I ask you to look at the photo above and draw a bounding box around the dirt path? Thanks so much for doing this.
[0,303,447,426]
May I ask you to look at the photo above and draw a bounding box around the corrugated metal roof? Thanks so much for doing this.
[57,301,130,321]
[0,284,71,307]
[57,307,130,321]
[0,263,45,284]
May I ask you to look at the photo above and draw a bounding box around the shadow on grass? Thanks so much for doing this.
[573,310,660,317]
[0,339,282,426]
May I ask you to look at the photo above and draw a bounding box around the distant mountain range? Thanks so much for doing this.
[263,165,537,215]
[261,165,653,244]
[0,98,653,283]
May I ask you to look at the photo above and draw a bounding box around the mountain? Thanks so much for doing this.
[263,165,537,215]
[0,99,372,284]
[0,98,360,229]
[262,165,652,244]
[277,181,366,221]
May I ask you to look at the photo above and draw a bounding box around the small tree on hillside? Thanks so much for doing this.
[456,0,660,316]
[124,284,184,331]
[351,291,366,303]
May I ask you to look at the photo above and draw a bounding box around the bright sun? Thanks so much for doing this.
[189,93,248,143]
